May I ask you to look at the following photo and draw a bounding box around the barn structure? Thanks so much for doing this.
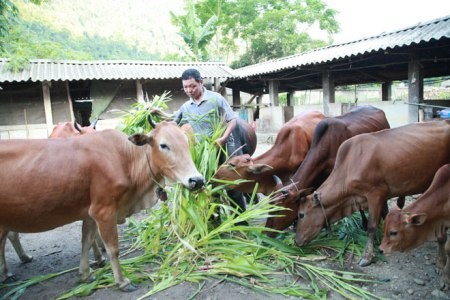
[0,15,449,139]
[228,14,450,131]
[0,61,234,138]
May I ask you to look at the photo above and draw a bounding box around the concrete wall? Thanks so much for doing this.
[292,101,409,128]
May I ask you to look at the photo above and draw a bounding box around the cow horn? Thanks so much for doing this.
[90,118,99,129]
[148,114,157,129]
[272,175,283,186]
[74,121,82,133]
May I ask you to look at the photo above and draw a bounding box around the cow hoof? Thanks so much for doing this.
[2,274,18,284]
[92,257,106,268]
[79,273,96,283]
[20,254,33,264]
[358,258,371,267]
[119,281,137,292]
[96,259,106,268]
[439,279,449,291]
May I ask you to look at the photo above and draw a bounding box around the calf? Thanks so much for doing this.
[266,105,391,235]
[295,120,450,266]
[214,111,325,194]
[379,164,450,287]
[0,117,204,290]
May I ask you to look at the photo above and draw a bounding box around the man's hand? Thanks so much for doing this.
[215,136,227,146]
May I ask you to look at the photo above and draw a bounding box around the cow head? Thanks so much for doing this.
[214,154,274,193]
[379,209,428,255]
[295,191,328,246]
[265,185,316,236]
[128,116,204,190]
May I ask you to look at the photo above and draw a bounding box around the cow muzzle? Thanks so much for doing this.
[188,176,205,190]
[295,235,306,247]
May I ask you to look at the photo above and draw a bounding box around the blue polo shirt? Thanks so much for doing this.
[174,88,237,140]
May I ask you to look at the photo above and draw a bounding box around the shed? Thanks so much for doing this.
[0,60,234,139]
[226,15,450,123]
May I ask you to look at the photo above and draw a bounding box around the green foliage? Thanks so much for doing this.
[193,0,339,67]
[170,0,218,61]
[116,91,172,135]
[0,0,18,51]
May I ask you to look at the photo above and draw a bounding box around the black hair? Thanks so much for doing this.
[181,68,202,82]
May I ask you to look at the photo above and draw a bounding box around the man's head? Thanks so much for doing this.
[182,68,204,101]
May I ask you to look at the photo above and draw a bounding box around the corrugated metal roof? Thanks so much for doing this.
[0,60,235,83]
[234,15,450,78]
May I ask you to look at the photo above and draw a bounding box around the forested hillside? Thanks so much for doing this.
[7,0,186,61]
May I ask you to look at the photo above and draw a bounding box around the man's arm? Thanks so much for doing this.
[150,108,174,121]
[215,118,237,146]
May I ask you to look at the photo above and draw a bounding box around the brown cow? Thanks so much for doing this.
[7,120,104,271]
[295,120,450,267]
[266,105,391,235]
[214,111,326,194]
[0,118,204,290]
[379,164,450,287]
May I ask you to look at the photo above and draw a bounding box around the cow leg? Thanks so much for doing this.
[437,233,448,272]
[441,233,450,290]
[359,210,368,230]
[396,196,405,209]
[79,218,97,282]
[360,193,386,267]
[226,189,248,225]
[0,230,14,283]
[91,230,106,267]
[95,218,134,291]
[7,232,33,263]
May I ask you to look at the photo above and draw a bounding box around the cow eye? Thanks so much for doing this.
[298,212,305,219]
[389,231,397,237]
[160,143,170,150]
[228,163,235,168]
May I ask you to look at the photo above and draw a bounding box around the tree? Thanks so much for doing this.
[192,0,339,67]
[0,0,18,50]
[170,0,218,61]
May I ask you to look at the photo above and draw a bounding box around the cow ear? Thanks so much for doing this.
[248,164,273,174]
[407,213,427,226]
[298,187,314,199]
[128,133,153,146]
[312,192,321,207]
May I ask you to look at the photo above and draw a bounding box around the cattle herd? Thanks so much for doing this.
[1,106,449,293]
[216,105,450,288]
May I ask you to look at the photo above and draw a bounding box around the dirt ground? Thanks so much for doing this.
[0,206,450,300]
[2,212,450,300]
[1,144,450,300]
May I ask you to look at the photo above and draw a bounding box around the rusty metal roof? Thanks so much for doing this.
[234,15,450,78]
[0,60,235,83]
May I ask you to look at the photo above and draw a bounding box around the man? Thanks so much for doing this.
[174,68,248,213]
[174,68,239,157]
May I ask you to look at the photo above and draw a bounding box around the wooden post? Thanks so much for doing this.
[268,80,279,106]
[287,91,295,106]
[65,81,75,122]
[408,53,423,123]
[232,87,240,108]
[136,79,144,102]
[214,78,220,92]
[382,81,392,101]
[322,71,335,116]
[42,81,54,135]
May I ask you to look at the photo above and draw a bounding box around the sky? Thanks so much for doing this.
[325,0,450,43]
